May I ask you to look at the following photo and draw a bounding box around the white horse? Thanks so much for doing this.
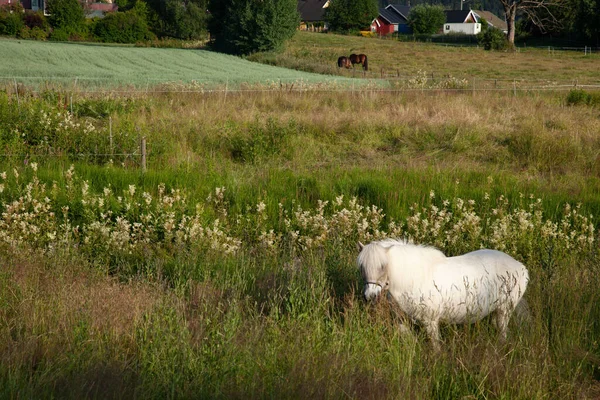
[357,239,529,348]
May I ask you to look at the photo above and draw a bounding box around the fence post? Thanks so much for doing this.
[13,79,19,106]
[141,137,147,173]
[109,117,113,159]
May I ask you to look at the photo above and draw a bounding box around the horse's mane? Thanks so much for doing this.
[358,239,445,276]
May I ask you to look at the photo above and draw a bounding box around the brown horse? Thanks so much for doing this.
[349,53,368,71]
[337,56,352,69]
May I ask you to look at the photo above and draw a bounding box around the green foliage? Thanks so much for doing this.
[408,4,446,35]
[0,3,25,36]
[566,89,600,106]
[574,0,600,44]
[208,0,299,55]
[145,0,207,40]
[324,0,378,33]
[477,26,508,50]
[94,2,156,43]
[46,0,85,35]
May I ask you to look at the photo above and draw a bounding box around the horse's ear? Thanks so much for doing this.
[357,241,364,252]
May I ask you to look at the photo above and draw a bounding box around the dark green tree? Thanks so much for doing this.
[207,0,299,55]
[0,3,25,36]
[324,0,378,33]
[94,1,156,43]
[46,0,85,33]
[408,4,446,34]
[145,0,207,40]
[574,0,600,44]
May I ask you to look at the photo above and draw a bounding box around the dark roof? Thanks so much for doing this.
[385,4,410,20]
[444,10,475,23]
[378,7,405,24]
[297,0,328,22]
[472,10,507,31]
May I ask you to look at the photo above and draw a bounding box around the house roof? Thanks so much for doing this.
[385,4,410,20]
[472,10,507,32]
[444,10,477,24]
[297,0,329,22]
[378,8,404,24]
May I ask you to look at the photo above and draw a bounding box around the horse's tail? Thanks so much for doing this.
[363,55,368,71]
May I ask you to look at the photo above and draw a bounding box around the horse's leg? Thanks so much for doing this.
[423,320,441,350]
[493,306,511,341]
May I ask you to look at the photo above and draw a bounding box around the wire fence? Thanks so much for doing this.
[2,75,600,95]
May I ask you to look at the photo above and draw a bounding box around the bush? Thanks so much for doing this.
[94,3,155,43]
[323,0,378,33]
[0,3,25,36]
[477,26,508,50]
[208,0,299,55]
[146,0,207,40]
[408,4,446,35]
[47,0,85,34]
[566,89,600,107]
[18,26,49,40]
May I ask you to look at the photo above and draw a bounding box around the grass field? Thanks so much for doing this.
[1,33,600,398]
[0,38,374,89]
[252,31,600,85]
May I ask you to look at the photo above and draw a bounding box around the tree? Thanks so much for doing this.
[46,0,85,33]
[94,2,156,43]
[498,0,567,45]
[145,0,207,40]
[207,0,299,55]
[324,0,378,33]
[574,0,600,44]
[408,4,446,34]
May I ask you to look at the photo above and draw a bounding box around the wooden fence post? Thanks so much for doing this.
[14,79,19,106]
[141,137,147,173]
[109,117,113,159]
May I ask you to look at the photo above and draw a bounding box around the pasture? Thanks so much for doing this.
[1,34,600,398]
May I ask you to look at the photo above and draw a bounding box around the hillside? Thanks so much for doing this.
[254,31,600,84]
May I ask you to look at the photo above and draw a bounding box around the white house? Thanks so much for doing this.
[443,10,481,35]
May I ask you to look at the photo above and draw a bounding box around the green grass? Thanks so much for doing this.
[0,38,376,89]
[1,32,600,398]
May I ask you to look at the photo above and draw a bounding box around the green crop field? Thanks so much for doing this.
[0,38,377,89]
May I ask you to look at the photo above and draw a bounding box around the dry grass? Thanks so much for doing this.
[264,31,600,84]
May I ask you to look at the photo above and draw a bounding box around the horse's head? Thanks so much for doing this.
[357,241,389,301]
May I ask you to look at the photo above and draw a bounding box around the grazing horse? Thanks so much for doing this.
[349,53,368,71]
[357,239,529,349]
[337,56,352,69]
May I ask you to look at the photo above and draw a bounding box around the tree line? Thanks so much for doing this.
[1,0,598,55]
[0,0,299,54]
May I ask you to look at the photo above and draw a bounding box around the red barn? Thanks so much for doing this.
[371,4,412,36]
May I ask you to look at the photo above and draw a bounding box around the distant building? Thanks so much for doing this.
[443,10,481,35]
[472,10,508,34]
[371,4,411,36]
[298,0,329,31]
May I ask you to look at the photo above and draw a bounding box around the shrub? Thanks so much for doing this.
[566,89,600,107]
[24,10,49,30]
[94,3,155,43]
[18,26,49,40]
[208,0,299,55]
[477,26,508,50]
[146,0,207,40]
[0,3,25,36]
[408,5,446,35]
[323,0,378,33]
[46,0,85,34]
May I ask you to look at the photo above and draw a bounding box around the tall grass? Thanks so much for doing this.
[0,87,600,398]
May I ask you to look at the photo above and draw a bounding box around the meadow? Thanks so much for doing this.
[1,33,600,399]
